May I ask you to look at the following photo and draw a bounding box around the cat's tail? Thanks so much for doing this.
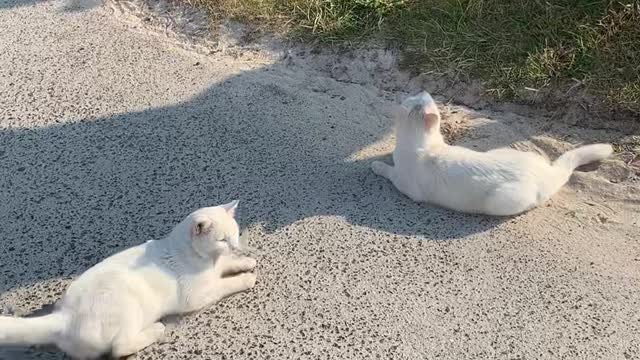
[0,313,65,345]
[543,143,613,198]
[553,144,613,175]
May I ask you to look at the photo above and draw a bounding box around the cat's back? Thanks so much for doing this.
[61,241,153,300]
[429,145,549,179]
[59,239,177,328]
[417,145,550,210]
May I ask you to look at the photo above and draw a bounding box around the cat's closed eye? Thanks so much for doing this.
[239,228,249,248]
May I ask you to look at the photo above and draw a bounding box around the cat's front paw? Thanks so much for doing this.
[241,272,257,289]
[242,257,257,271]
[371,161,390,177]
[150,322,167,343]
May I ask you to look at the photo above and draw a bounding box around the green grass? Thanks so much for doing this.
[191,0,640,113]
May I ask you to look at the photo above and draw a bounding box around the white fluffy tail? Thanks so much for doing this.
[535,143,613,204]
[0,313,65,345]
[553,144,613,175]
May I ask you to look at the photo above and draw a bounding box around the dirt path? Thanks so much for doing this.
[0,1,638,359]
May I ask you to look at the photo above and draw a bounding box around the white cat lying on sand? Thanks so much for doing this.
[0,201,257,359]
[371,91,613,216]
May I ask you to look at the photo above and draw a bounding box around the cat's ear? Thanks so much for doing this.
[221,200,239,218]
[421,99,440,130]
[192,218,212,237]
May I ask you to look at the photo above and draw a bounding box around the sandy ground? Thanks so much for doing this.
[0,0,639,359]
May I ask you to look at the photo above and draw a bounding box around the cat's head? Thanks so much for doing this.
[398,91,441,133]
[180,201,242,258]
[393,91,444,148]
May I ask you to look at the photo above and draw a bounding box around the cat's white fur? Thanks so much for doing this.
[0,201,257,359]
[371,91,613,216]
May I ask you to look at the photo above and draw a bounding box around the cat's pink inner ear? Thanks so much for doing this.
[193,220,210,237]
[191,216,213,237]
[422,101,440,129]
[222,200,239,218]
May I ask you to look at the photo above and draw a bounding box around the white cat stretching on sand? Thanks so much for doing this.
[0,201,257,359]
[371,92,613,216]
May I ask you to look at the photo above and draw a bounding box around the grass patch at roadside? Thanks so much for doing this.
[191,0,640,113]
